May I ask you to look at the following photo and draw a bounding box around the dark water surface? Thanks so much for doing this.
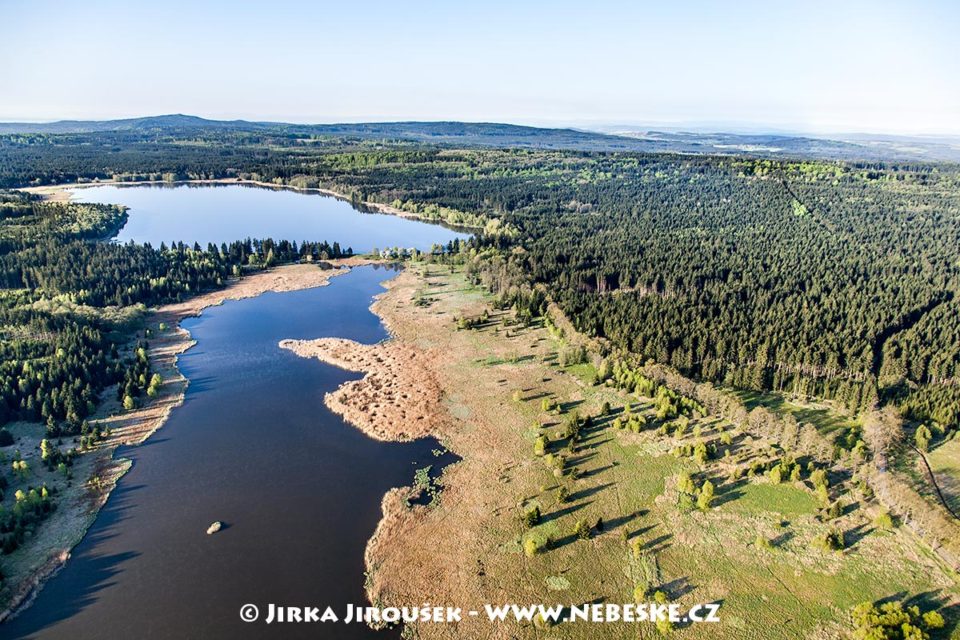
[5,266,451,639]
[72,183,471,251]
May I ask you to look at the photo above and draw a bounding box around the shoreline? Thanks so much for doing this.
[0,261,362,622]
[7,258,956,638]
[19,178,479,230]
[282,264,960,638]
[279,268,462,629]
[279,335,452,443]
[280,267,485,621]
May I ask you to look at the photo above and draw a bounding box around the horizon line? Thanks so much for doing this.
[1,112,959,140]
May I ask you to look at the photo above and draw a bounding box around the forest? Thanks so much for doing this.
[0,188,351,433]
[1,128,958,440]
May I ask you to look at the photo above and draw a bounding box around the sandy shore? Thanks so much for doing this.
[0,261,361,621]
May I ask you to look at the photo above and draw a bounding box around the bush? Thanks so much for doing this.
[520,505,541,528]
[823,501,842,520]
[0,429,13,447]
[815,483,830,507]
[697,480,715,510]
[523,531,551,557]
[573,519,592,540]
[633,584,648,603]
[874,510,896,530]
[923,610,945,631]
[810,468,829,490]
[533,612,554,629]
[915,424,933,452]
[534,435,547,456]
[851,600,944,639]
[544,453,565,473]
[676,471,696,495]
[768,465,783,484]
[655,617,674,635]
[812,528,844,552]
[693,441,709,465]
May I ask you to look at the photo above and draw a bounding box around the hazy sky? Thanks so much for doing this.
[2,0,958,134]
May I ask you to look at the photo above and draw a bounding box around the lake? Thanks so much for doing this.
[71,183,471,251]
[3,266,455,639]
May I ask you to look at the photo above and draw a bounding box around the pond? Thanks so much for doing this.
[71,183,471,252]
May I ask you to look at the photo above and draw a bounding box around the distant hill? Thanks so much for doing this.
[0,114,257,134]
[1,114,958,162]
[604,128,960,163]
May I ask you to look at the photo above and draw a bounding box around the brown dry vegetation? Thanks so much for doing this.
[279,338,451,442]
[300,263,960,640]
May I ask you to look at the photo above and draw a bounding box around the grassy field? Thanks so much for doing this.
[728,388,859,439]
[364,263,960,639]
[925,438,960,513]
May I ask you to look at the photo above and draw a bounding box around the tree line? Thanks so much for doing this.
[2,133,959,434]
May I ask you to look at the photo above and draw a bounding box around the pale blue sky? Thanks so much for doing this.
[2,0,958,134]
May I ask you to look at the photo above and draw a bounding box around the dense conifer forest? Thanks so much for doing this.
[0,186,350,436]
[1,128,958,438]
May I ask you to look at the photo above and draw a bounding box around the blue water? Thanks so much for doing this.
[72,183,470,251]
[4,266,454,639]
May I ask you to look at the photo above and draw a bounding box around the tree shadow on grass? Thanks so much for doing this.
[771,530,795,548]
[566,452,598,467]
[843,523,874,549]
[627,523,657,541]
[906,591,960,637]
[580,438,612,451]
[604,509,644,531]
[644,533,673,553]
[550,532,585,551]
[567,482,614,502]
[842,500,861,516]
[541,500,592,524]
[661,576,695,600]
[580,464,614,480]
[711,478,747,507]
[591,413,619,428]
